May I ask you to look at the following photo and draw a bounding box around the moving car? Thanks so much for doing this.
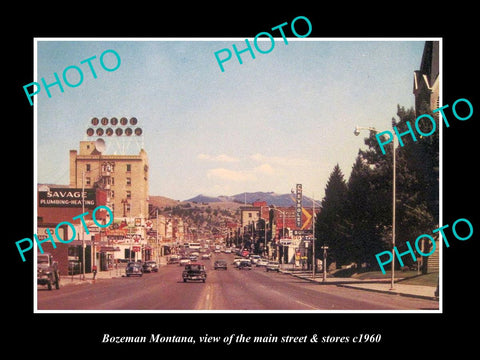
[214,259,228,270]
[182,263,207,283]
[266,261,280,272]
[201,253,212,260]
[168,255,180,264]
[126,262,143,277]
[179,257,191,266]
[143,260,158,273]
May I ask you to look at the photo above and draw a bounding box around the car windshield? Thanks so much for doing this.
[187,265,203,271]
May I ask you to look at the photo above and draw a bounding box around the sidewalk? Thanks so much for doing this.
[281,269,438,300]
[60,267,125,286]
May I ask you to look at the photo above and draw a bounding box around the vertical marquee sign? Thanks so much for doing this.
[296,184,302,228]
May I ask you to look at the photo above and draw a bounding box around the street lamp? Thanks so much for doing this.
[271,206,286,263]
[260,205,269,258]
[354,125,396,290]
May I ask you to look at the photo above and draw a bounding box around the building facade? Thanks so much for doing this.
[413,40,440,116]
[68,140,150,264]
[69,141,149,221]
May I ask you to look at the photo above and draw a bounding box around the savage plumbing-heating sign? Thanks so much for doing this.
[38,188,97,208]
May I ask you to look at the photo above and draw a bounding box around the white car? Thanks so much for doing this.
[232,257,243,267]
[179,257,190,266]
[266,261,280,272]
[250,255,261,264]
[257,258,269,267]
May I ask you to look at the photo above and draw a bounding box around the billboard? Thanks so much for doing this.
[39,188,97,208]
[295,184,302,228]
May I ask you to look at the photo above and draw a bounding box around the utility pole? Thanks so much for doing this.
[312,193,315,279]
[82,171,85,280]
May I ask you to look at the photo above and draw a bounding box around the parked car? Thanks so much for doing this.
[182,263,207,283]
[37,253,60,290]
[238,260,252,270]
[233,257,243,267]
[126,262,143,277]
[201,253,212,260]
[250,255,261,264]
[143,260,158,273]
[266,261,280,272]
[256,258,269,267]
[214,259,228,270]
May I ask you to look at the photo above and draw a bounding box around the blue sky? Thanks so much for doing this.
[36,38,429,201]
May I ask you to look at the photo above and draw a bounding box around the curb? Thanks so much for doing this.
[282,270,438,301]
[335,283,438,301]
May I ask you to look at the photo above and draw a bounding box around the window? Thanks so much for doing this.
[111,190,115,198]
[126,177,131,186]
[126,164,131,172]
[126,190,131,199]
[86,177,91,185]
[86,164,91,172]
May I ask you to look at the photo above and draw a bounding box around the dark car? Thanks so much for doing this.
[37,253,60,290]
[182,263,207,283]
[126,262,143,277]
[143,260,158,273]
[214,259,228,270]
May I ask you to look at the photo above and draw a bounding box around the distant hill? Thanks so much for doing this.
[186,194,222,203]
[186,192,320,207]
[149,195,182,208]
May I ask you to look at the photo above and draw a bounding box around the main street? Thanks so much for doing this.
[37,253,438,311]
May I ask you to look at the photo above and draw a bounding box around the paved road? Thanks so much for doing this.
[37,254,439,311]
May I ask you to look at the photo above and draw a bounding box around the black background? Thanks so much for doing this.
[8,4,477,355]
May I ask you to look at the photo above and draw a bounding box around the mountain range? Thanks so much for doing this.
[185,192,321,207]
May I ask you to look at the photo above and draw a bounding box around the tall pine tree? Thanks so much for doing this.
[315,164,349,269]
[348,104,439,271]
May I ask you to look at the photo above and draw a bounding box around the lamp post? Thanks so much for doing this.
[260,205,269,258]
[271,207,286,263]
[354,125,396,290]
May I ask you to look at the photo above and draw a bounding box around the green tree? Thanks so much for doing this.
[315,164,349,268]
[345,155,384,267]
[350,105,439,271]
